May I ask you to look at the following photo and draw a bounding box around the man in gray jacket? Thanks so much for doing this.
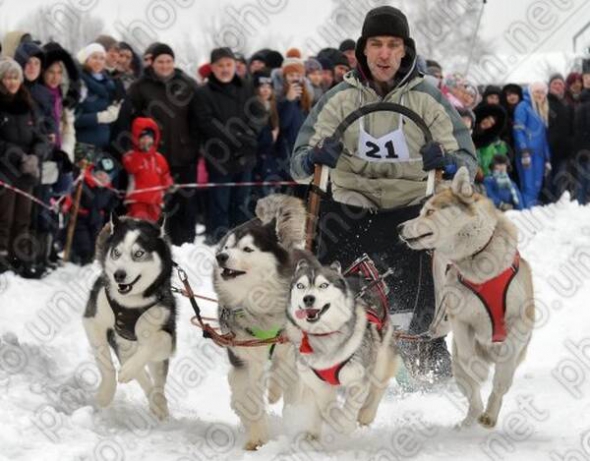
[291,6,477,382]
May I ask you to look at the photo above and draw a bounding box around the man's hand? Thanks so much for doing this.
[420,141,453,172]
[309,136,344,169]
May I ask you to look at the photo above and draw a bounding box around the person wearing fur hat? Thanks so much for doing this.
[442,72,480,110]
[513,82,552,208]
[120,42,201,245]
[473,104,510,179]
[0,58,52,275]
[194,47,266,244]
[481,85,502,106]
[113,42,142,91]
[291,6,476,380]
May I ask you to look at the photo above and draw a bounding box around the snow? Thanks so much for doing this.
[1,195,590,461]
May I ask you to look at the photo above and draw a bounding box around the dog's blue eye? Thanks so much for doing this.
[243,247,254,253]
[296,283,305,289]
[134,250,145,258]
[319,283,329,289]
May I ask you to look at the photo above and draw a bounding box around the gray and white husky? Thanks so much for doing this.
[83,215,176,420]
[213,194,307,450]
[286,255,399,439]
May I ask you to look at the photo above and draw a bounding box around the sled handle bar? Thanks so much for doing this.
[306,102,438,251]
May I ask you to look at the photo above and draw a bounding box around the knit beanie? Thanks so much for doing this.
[282,57,305,76]
[0,57,24,83]
[150,43,175,61]
[305,58,322,74]
[76,43,106,65]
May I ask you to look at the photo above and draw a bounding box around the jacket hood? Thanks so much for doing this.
[42,42,81,109]
[473,103,507,148]
[14,42,45,78]
[131,117,161,153]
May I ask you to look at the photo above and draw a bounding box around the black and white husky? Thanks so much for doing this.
[286,255,399,439]
[213,194,306,450]
[83,215,176,420]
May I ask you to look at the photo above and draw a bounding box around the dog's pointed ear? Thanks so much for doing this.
[451,167,474,200]
[157,213,167,239]
[330,261,342,273]
[295,258,309,272]
[109,213,121,235]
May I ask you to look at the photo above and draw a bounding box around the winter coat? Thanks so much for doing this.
[0,90,52,188]
[484,174,523,210]
[121,67,200,167]
[194,73,266,175]
[473,104,510,177]
[14,42,57,137]
[513,87,551,208]
[123,117,173,206]
[75,70,116,149]
[573,90,590,155]
[547,92,574,165]
[276,97,308,180]
[291,56,477,209]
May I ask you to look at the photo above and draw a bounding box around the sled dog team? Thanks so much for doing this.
[83,167,536,450]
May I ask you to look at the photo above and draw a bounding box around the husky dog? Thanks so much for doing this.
[213,194,306,450]
[399,167,535,428]
[83,216,176,420]
[286,255,399,439]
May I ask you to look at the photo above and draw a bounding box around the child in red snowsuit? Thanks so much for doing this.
[123,117,173,222]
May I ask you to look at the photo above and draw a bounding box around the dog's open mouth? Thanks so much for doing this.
[296,304,330,323]
[220,267,246,280]
[404,232,434,244]
[117,275,141,294]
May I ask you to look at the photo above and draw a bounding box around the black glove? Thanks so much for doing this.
[420,141,454,172]
[309,136,343,169]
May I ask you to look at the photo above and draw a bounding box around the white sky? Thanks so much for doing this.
[1,0,590,83]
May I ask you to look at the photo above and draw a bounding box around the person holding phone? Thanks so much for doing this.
[276,56,312,182]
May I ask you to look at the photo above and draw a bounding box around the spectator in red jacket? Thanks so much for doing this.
[123,117,173,222]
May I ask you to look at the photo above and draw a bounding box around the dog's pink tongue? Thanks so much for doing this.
[295,310,307,320]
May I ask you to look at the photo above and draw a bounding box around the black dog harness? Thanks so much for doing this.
[105,289,160,341]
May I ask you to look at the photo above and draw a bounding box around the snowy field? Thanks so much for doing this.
[1,196,590,461]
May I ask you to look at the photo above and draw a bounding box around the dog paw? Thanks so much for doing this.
[149,389,169,421]
[243,439,265,451]
[357,409,376,427]
[95,381,116,408]
[458,414,479,429]
[478,413,497,429]
[118,361,142,384]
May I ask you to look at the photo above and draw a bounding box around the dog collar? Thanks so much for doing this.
[299,330,340,354]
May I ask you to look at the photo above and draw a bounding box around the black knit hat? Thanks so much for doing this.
[210,47,235,63]
[339,39,355,52]
[582,59,590,75]
[252,69,272,88]
[264,50,284,69]
[354,6,416,80]
[150,43,175,61]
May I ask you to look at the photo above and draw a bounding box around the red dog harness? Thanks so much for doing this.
[300,309,386,386]
[458,252,520,342]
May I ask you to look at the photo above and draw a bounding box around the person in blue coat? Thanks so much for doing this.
[484,155,524,211]
[513,82,552,208]
[74,43,120,152]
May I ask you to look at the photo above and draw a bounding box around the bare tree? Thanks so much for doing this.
[408,0,491,75]
[18,4,105,52]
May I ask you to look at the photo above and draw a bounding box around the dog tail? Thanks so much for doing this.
[255,194,307,250]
